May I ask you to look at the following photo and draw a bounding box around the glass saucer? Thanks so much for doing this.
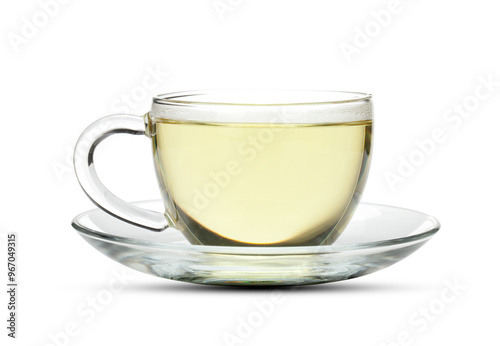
[71,201,440,286]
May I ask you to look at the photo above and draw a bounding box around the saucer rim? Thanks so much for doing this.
[71,201,440,255]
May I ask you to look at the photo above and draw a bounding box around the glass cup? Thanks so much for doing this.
[74,90,373,246]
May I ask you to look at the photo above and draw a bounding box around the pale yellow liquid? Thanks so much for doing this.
[152,119,371,246]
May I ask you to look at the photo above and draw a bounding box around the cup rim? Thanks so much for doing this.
[153,89,372,107]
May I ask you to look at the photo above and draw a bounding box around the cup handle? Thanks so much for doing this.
[74,114,167,231]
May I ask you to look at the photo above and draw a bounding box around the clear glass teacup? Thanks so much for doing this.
[74,90,372,246]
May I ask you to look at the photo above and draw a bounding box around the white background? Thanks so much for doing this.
[1,0,499,345]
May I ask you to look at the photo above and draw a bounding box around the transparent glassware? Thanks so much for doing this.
[74,90,373,246]
[72,200,440,286]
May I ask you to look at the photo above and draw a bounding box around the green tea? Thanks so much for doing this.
[152,119,371,246]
